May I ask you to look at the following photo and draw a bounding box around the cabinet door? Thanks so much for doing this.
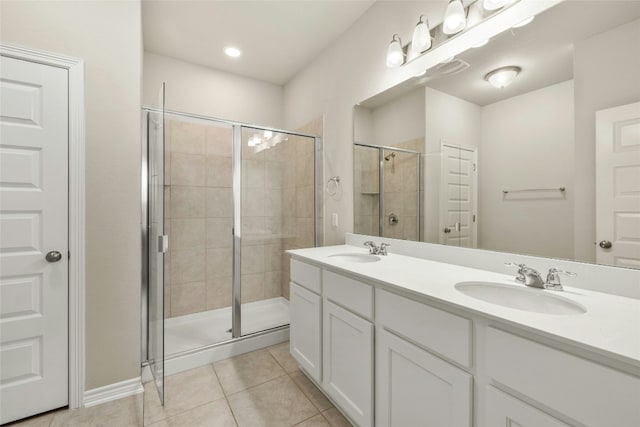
[323,300,373,427]
[483,386,570,427]
[290,282,322,382]
[376,329,472,427]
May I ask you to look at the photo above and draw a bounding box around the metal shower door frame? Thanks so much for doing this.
[141,107,323,363]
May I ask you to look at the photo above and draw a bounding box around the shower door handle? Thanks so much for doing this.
[158,235,169,253]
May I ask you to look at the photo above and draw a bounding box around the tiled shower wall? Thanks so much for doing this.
[354,137,423,242]
[382,138,423,241]
[164,116,319,318]
[164,119,234,318]
[280,116,322,300]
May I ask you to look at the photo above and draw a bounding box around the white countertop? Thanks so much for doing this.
[288,244,640,368]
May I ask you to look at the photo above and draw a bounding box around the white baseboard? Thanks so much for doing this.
[83,377,143,408]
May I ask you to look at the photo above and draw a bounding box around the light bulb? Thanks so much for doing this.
[512,16,535,28]
[386,34,405,68]
[485,66,521,88]
[443,0,466,35]
[411,16,431,54]
[223,46,241,57]
[483,0,512,11]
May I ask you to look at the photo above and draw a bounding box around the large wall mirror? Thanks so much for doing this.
[353,0,640,269]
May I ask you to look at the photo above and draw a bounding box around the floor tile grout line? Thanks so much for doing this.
[211,363,240,427]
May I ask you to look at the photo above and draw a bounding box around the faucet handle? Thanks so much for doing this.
[364,241,378,254]
[379,242,391,255]
[505,262,526,284]
[545,268,577,291]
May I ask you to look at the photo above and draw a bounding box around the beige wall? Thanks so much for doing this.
[479,80,575,258]
[143,52,284,128]
[573,19,640,263]
[0,1,142,389]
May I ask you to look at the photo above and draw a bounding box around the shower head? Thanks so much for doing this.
[384,152,396,161]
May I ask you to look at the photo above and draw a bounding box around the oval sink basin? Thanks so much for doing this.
[455,282,586,315]
[328,253,381,263]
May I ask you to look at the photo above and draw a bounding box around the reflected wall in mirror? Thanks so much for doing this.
[353,1,640,269]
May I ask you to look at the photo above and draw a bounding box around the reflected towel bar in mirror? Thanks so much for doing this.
[502,186,566,194]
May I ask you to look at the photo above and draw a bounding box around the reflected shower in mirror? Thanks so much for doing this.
[353,1,640,268]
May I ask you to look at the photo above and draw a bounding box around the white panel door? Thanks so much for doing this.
[440,144,477,247]
[323,300,372,427]
[0,56,69,424]
[596,102,640,268]
[376,329,472,427]
[290,282,321,382]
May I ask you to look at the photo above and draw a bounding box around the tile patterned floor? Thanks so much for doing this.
[7,342,352,427]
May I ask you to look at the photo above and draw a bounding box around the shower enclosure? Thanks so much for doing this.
[141,106,322,406]
[354,143,422,241]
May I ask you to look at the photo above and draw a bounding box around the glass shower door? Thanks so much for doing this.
[238,127,317,336]
[147,84,166,404]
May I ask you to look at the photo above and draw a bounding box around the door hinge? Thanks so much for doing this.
[473,214,476,223]
[473,163,477,172]
[68,251,71,260]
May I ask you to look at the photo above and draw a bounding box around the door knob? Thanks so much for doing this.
[444,227,451,233]
[599,240,612,249]
[46,251,63,262]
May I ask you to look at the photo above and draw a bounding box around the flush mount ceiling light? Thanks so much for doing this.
[411,15,432,55]
[386,34,405,68]
[483,0,513,11]
[443,0,467,35]
[512,16,535,28]
[223,46,241,58]
[485,66,521,88]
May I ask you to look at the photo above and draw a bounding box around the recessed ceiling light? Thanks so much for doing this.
[224,46,241,58]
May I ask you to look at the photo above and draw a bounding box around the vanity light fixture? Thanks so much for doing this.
[223,46,242,57]
[484,66,521,88]
[512,16,535,28]
[483,0,513,11]
[386,34,405,68]
[443,0,467,35]
[411,15,432,54]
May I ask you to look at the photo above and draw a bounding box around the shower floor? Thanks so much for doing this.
[165,297,290,356]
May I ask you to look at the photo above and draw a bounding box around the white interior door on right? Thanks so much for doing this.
[0,56,69,423]
[596,102,640,268]
[440,143,477,248]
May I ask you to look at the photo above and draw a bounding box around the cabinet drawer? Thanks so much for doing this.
[377,290,472,368]
[486,327,640,427]
[323,270,373,319]
[484,386,570,427]
[291,259,321,294]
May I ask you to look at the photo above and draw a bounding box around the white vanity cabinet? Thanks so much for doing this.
[322,270,374,427]
[288,257,640,427]
[376,329,472,427]
[289,260,322,382]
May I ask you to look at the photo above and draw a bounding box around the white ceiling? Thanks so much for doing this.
[142,0,375,85]
[362,1,640,108]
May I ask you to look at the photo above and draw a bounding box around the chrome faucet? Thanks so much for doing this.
[363,241,391,255]
[506,263,576,290]
[364,241,378,254]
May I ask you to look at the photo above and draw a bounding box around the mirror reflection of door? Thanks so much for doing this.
[440,143,477,248]
[596,102,640,268]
